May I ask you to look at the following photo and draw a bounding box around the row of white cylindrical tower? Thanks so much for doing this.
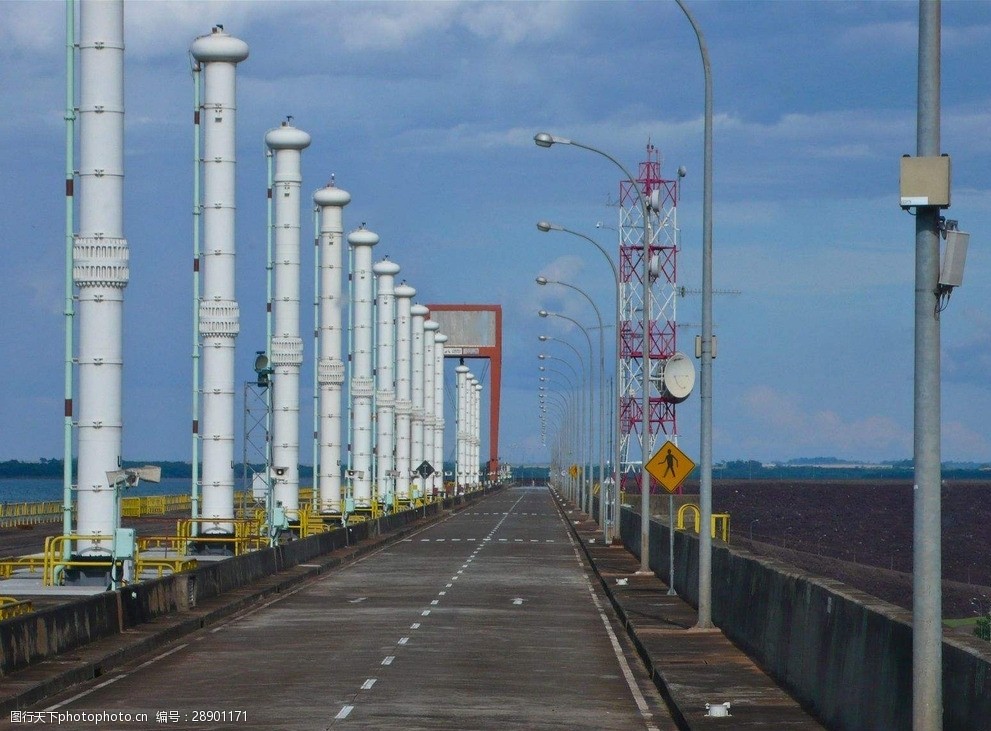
[345,232,449,509]
[69,6,465,552]
[455,365,483,491]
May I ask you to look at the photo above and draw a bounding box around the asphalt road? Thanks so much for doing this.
[9,486,675,731]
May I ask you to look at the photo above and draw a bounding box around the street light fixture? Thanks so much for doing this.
[537,276,608,539]
[673,0,716,628]
[536,220,622,542]
[535,132,655,575]
[539,311,595,516]
[537,330,590,514]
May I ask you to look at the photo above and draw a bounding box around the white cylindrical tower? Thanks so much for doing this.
[393,284,415,501]
[409,304,429,500]
[455,365,470,493]
[313,182,350,513]
[265,120,311,514]
[348,227,379,506]
[467,374,477,488]
[191,26,249,535]
[74,0,128,554]
[373,259,400,510]
[432,332,447,496]
[473,380,483,486]
[422,319,440,498]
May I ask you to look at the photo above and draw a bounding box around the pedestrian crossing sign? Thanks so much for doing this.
[645,440,696,493]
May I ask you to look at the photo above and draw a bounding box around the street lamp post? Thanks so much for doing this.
[674,0,716,629]
[540,385,574,500]
[537,277,607,536]
[535,133,655,575]
[537,222,622,542]
[539,316,595,517]
[538,337,588,512]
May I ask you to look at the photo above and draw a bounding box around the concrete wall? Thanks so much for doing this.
[619,507,991,731]
[0,490,492,679]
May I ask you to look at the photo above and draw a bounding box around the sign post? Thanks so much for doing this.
[645,441,696,595]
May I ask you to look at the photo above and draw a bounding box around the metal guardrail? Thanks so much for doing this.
[0,501,64,528]
[676,503,731,542]
[0,596,33,620]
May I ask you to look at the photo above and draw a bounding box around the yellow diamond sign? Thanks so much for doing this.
[645,440,696,493]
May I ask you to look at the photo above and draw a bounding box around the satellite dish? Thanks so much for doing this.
[657,352,695,403]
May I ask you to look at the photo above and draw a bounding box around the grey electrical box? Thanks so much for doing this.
[939,230,969,288]
[900,155,951,208]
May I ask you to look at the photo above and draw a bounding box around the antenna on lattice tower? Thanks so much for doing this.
[677,287,742,297]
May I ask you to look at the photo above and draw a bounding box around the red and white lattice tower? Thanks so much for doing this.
[618,143,681,491]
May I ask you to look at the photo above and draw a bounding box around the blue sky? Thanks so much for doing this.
[1,0,989,466]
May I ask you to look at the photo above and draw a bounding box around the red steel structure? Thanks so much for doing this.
[425,304,502,478]
[618,144,681,492]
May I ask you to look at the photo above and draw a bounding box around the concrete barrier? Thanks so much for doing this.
[0,490,491,681]
[619,506,991,731]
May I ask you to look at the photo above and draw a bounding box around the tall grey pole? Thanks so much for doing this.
[546,313,595,516]
[534,133,653,572]
[675,0,715,629]
[539,282,606,529]
[537,223,622,543]
[914,2,942,728]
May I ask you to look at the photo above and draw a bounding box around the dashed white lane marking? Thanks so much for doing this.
[439,591,447,596]
[382,656,395,666]
[422,610,431,616]
[499,538,507,542]
[336,705,354,720]
[410,622,421,630]
[445,583,453,588]
[399,637,410,645]
[436,538,446,542]
[361,679,377,690]
[562,515,660,731]
[430,599,439,605]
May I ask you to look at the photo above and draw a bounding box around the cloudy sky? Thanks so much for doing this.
[1,0,989,467]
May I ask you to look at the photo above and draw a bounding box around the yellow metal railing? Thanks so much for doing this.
[0,554,46,580]
[675,503,730,542]
[296,505,335,538]
[175,518,266,556]
[42,534,112,586]
[135,556,198,579]
[0,596,34,620]
[0,500,63,527]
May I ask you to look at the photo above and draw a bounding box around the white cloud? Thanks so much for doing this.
[333,2,460,52]
[739,385,912,460]
[0,2,62,55]
[838,21,918,52]
[460,2,571,45]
